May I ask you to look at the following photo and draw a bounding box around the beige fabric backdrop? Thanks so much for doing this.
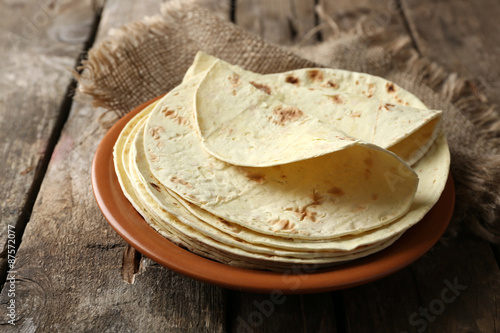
[77,0,500,242]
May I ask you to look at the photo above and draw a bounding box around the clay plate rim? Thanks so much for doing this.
[91,96,455,294]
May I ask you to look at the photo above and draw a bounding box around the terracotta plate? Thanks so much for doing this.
[92,97,455,294]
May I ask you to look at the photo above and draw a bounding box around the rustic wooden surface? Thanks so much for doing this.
[0,0,499,332]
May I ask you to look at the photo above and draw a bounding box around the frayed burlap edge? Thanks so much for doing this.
[76,0,500,243]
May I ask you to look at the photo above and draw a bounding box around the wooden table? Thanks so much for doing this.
[1,0,499,331]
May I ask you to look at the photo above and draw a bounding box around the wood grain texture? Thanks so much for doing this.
[0,0,96,282]
[235,0,317,45]
[0,0,226,331]
[229,290,337,333]
[410,235,500,333]
[342,268,421,332]
[400,0,500,106]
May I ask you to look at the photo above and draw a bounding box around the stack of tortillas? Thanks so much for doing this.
[114,52,450,271]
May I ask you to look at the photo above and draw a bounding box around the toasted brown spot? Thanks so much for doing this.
[175,116,189,126]
[356,80,359,85]
[148,151,159,163]
[328,94,344,104]
[162,109,176,117]
[149,126,165,140]
[386,82,397,93]
[328,186,345,196]
[250,81,272,95]
[170,176,193,189]
[363,83,375,98]
[307,69,324,82]
[282,220,295,230]
[322,80,339,89]
[149,182,161,192]
[186,194,197,201]
[218,218,241,233]
[272,219,296,231]
[271,106,304,126]
[383,103,395,110]
[228,73,240,86]
[351,111,362,118]
[312,190,324,205]
[246,173,266,183]
[372,194,379,200]
[162,109,189,126]
[285,76,300,85]
[365,168,371,180]
[351,205,367,213]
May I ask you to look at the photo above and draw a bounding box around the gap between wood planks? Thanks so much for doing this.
[0,6,104,291]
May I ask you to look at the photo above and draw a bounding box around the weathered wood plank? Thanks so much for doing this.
[0,0,227,331]
[235,0,317,45]
[229,290,337,333]
[410,235,500,332]
[400,0,500,106]
[0,0,96,283]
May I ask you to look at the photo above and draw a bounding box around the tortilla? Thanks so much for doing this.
[111,53,450,270]
[144,74,419,240]
[185,52,442,166]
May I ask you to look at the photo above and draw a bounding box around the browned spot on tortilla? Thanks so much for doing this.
[365,168,371,180]
[328,94,344,104]
[307,69,324,82]
[272,106,304,126]
[272,219,296,231]
[170,176,193,189]
[372,194,379,200]
[149,182,161,192]
[250,81,272,95]
[356,80,359,85]
[386,82,397,93]
[364,157,374,167]
[149,126,164,140]
[405,101,410,106]
[285,76,300,85]
[177,116,189,126]
[162,109,189,126]
[285,198,320,222]
[322,80,339,89]
[218,217,241,233]
[245,173,266,183]
[161,108,176,117]
[328,186,345,196]
[351,205,367,213]
[312,190,324,205]
[282,220,296,230]
[351,111,361,118]
[148,152,159,163]
[186,194,197,201]
[363,83,375,98]
[383,103,395,110]
[228,73,240,86]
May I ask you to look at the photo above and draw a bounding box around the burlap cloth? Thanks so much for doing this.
[78,1,500,242]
